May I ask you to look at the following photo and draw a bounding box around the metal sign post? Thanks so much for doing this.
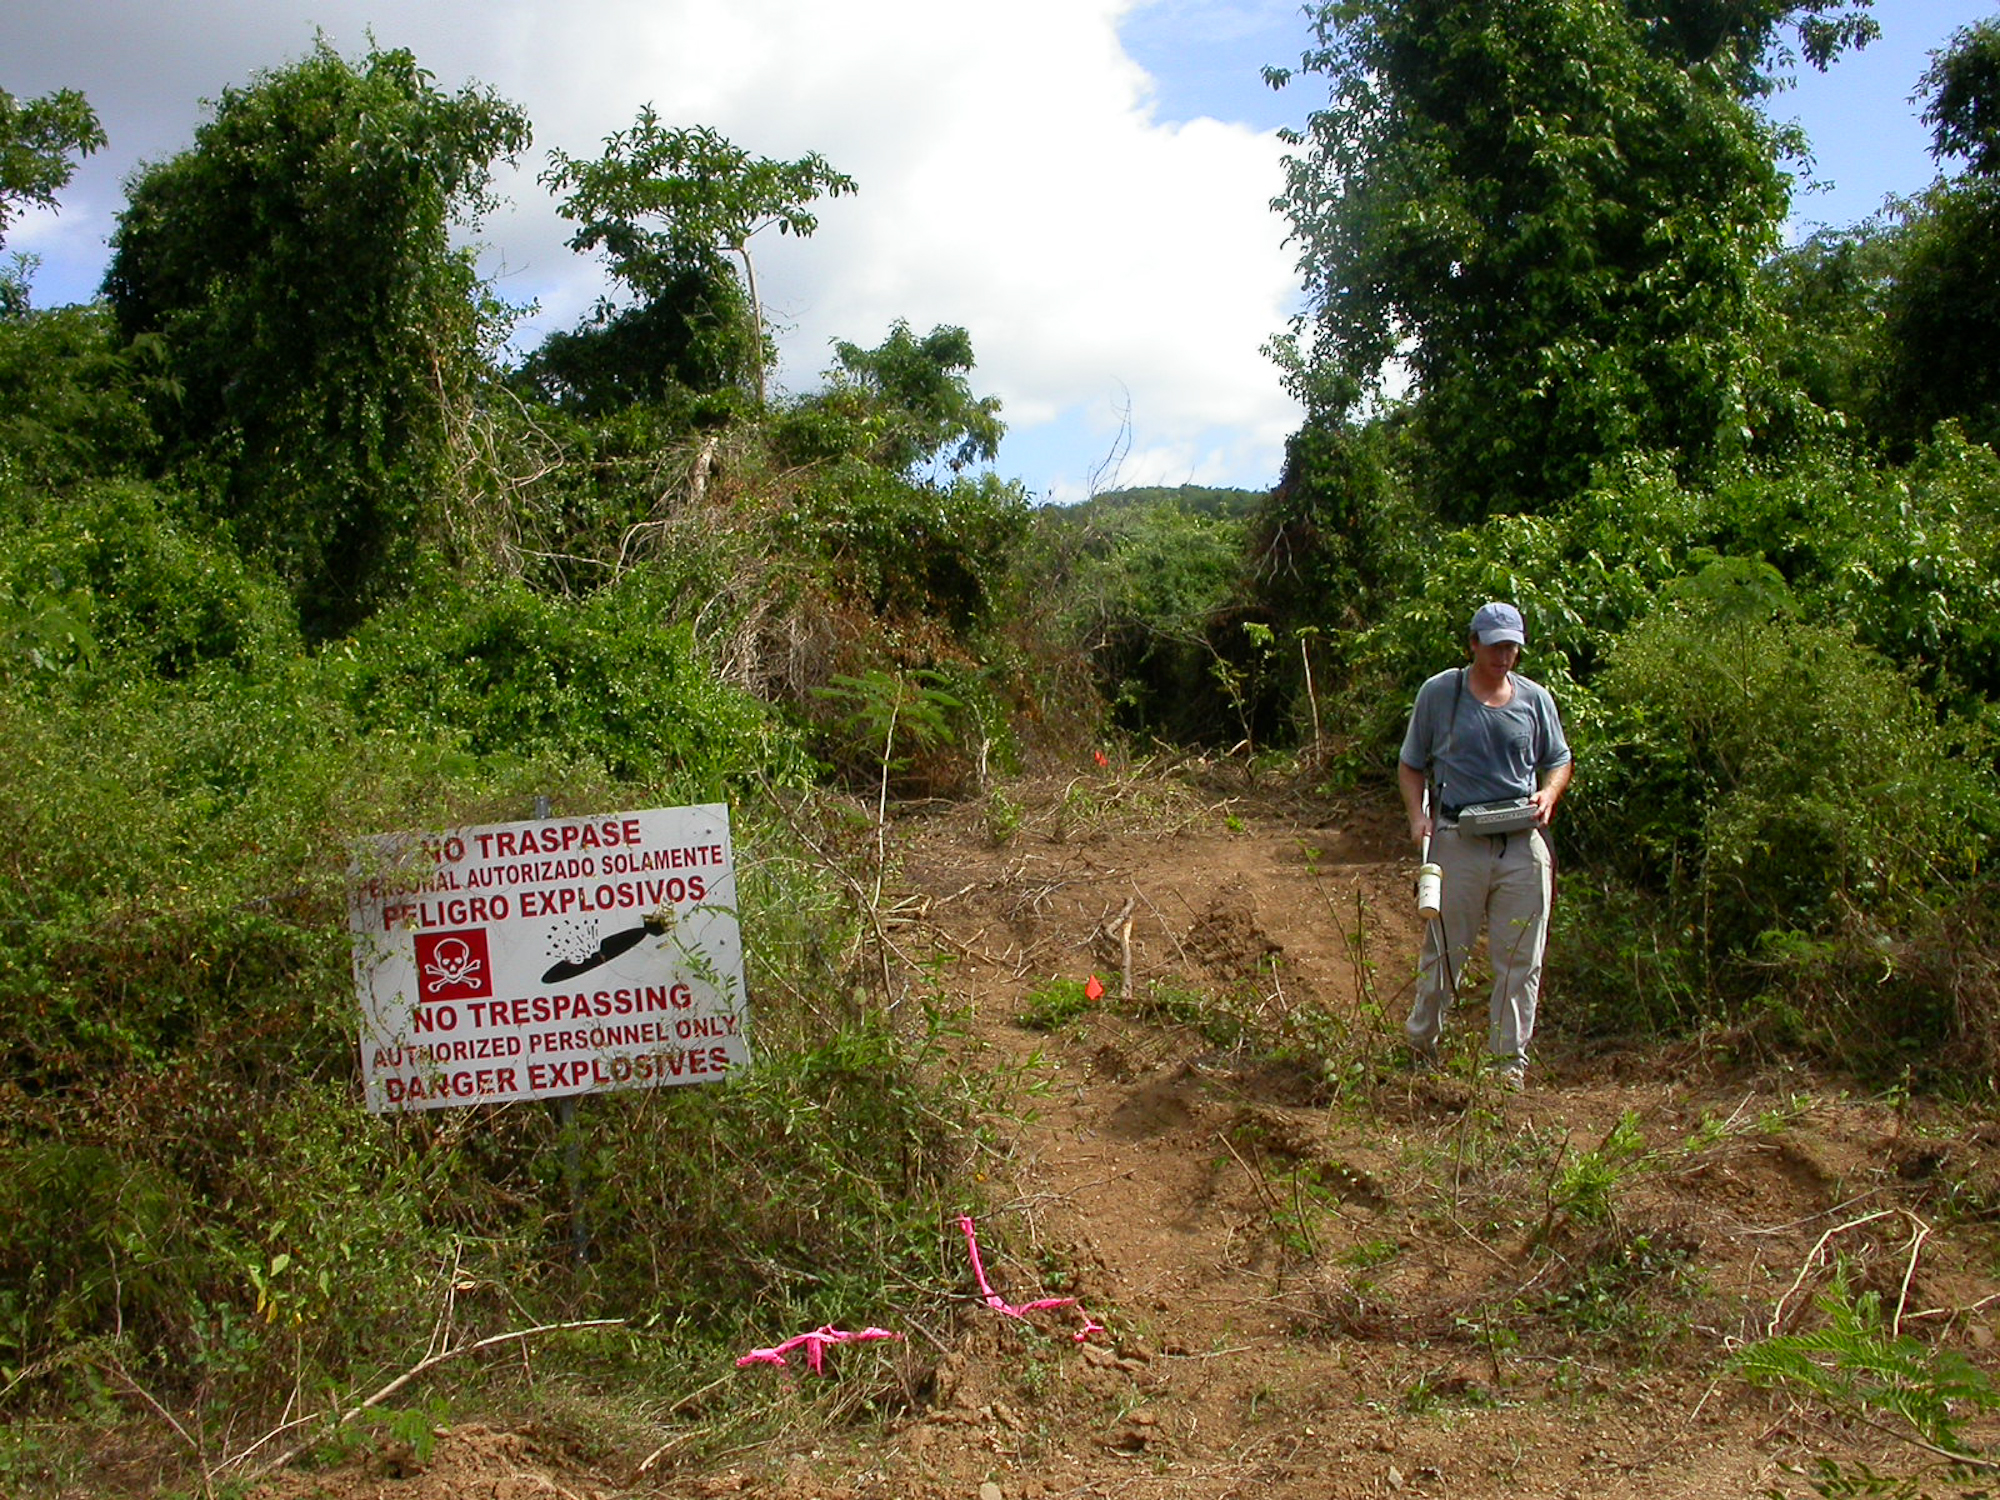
[539,799,588,1265]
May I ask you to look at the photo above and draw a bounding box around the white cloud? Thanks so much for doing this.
[2,0,1304,499]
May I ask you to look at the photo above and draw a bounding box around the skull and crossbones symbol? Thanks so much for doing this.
[422,937,484,994]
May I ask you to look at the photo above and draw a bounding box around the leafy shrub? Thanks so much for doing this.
[1704,434,2000,712]
[0,673,355,1087]
[1314,456,1699,784]
[780,460,1029,633]
[1036,495,1253,747]
[1291,439,2000,769]
[0,479,299,681]
[1250,419,1402,629]
[1342,451,1701,708]
[0,304,157,492]
[342,568,804,795]
[510,280,756,418]
[1734,1271,2000,1459]
[776,320,1003,481]
[814,665,976,797]
[492,400,751,595]
[1548,1111,1647,1228]
[0,643,986,1455]
[575,1007,977,1336]
[0,1142,194,1359]
[1546,874,1716,1042]
[1584,558,1993,949]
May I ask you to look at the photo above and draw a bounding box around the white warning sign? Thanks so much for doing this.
[347,805,748,1112]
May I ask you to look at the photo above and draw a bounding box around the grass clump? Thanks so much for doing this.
[1016,976,1099,1032]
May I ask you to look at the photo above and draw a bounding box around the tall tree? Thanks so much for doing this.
[1626,0,1876,89]
[1267,0,1873,522]
[1869,18,2000,453]
[1757,220,1900,437]
[818,321,1004,476]
[541,111,855,406]
[511,268,752,416]
[103,42,529,637]
[1,86,106,312]
[0,86,104,246]
[1919,14,2000,176]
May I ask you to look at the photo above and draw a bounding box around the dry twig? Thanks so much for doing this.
[1767,1207,1899,1335]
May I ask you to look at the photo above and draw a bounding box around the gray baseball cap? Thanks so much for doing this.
[1470,601,1526,646]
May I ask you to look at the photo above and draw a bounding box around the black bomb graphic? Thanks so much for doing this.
[541,910,672,983]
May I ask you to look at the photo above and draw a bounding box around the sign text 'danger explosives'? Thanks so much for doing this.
[347,804,749,1113]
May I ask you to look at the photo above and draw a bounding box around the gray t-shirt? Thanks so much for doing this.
[1399,667,1571,811]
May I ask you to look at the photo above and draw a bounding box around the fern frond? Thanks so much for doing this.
[1732,1274,2000,1455]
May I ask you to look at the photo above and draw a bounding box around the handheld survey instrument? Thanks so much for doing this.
[1452,798,1540,836]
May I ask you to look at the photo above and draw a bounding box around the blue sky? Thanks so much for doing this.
[4,0,1992,503]
[1778,1,1997,233]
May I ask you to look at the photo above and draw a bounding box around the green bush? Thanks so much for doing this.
[0,304,157,493]
[493,400,750,595]
[0,672,354,1087]
[0,634,984,1449]
[0,1075,477,1419]
[1551,556,1999,1066]
[1295,438,2000,766]
[1704,434,2000,711]
[780,460,1029,633]
[0,479,299,681]
[341,568,805,795]
[574,1008,977,1337]
[1585,559,1992,947]
[0,1142,194,1359]
[1036,495,1253,747]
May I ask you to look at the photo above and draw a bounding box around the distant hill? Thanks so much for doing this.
[1054,484,1268,523]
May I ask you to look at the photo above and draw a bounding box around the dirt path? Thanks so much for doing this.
[865,774,1982,1500]
[264,771,2000,1500]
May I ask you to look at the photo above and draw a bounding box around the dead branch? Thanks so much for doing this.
[1767,1208,1899,1335]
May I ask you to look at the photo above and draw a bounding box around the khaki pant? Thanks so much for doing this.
[1405,822,1553,1067]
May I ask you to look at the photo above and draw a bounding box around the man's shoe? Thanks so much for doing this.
[1496,1063,1526,1091]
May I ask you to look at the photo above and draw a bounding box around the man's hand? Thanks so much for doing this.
[1397,762,1432,846]
[1531,761,1574,827]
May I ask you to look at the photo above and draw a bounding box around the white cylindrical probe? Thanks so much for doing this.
[1416,861,1442,921]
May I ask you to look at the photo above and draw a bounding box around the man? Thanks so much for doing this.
[1397,601,1573,1088]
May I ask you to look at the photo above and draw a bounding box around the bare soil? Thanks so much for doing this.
[257,770,2000,1500]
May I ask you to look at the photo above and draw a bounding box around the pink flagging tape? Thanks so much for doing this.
[958,1214,1104,1343]
[737,1217,1104,1375]
[735,1324,901,1374]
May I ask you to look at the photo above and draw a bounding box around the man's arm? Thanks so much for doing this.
[1399,761,1431,846]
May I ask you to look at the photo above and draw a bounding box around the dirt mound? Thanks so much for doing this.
[257,772,2000,1500]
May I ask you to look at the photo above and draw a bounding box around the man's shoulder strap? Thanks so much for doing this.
[1425,667,1467,776]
